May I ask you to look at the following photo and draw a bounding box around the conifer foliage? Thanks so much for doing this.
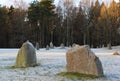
[0,0,120,48]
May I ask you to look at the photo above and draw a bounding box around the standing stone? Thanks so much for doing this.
[72,43,77,47]
[60,43,65,49]
[107,43,112,50]
[35,42,39,50]
[66,45,104,77]
[50,42,54,49]
[113,51,120,55]
[46,45,49,50]
[102,45,104,48]
[15,41,37,68]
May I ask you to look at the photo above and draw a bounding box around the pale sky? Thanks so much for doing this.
[0,0,119,7]
[0,0,33,7]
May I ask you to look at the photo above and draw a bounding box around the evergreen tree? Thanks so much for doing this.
[107,0,118,48]
[90,0,101,47]
[28,0,55,47]
[0,6,9,47]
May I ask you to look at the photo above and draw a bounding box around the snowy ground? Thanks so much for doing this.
[0,46,120,81]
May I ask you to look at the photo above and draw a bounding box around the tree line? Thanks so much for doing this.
[0,0,120,48]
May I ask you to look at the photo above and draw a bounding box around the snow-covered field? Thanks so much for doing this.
[0,46,120,81]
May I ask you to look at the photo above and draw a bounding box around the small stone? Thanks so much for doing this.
[46,45,49,50]
[35,42,39,50]
[72,43,77,47]
[60,43,65,49]
[107,43,112,50]
[113,51,120,55]
[50,42,54,49]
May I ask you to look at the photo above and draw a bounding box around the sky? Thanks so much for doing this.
[0,0,119,7]
[0,0,33,7]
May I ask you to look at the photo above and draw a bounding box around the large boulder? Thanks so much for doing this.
[66,45,104,77]
[15,41,37,68]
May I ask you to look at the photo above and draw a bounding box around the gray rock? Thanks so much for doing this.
[66,45,104,77]
[46,45,49,50]
[69,45,72,48]
[72,43,77,47]
[60,43,65,49]
[107,43,112,50]
[35,42,39,50]
[15,41,37,68]
[50,42,54,49]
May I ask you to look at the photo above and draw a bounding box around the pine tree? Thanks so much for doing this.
[28,0,55,47]
[0,6,9,47]
[89,0,101,47]
[107,0,118,49]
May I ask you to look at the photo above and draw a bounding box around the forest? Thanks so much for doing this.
[0,0,120,48]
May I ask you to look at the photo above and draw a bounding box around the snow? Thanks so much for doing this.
[0,46,120,81]
[92,46,120,56]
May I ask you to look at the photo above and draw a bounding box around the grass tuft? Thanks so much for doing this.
[57,72,104,80]
[11,63,40,69]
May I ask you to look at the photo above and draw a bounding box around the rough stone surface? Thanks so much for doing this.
[15,41,37,68]
[66,45,104,76]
